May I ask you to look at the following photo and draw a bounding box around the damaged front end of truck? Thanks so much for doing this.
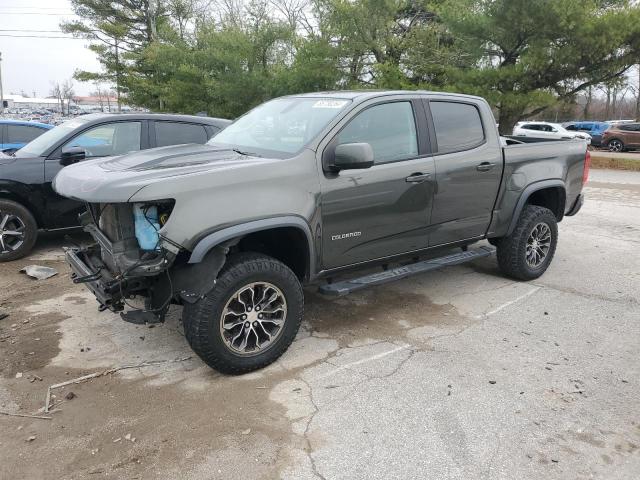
[67,200,229,324]
[52,144,273,325]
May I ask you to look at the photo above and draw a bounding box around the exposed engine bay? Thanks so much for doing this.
[67,202,226,324]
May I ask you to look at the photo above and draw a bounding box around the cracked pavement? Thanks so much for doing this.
[1,168,639,479]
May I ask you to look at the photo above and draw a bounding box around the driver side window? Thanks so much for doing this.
[337,102,418,164]
[62,122,141,158]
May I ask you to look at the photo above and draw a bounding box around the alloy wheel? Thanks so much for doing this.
[525,222,552,268]
[219,282,288,356]
[608,140,623,152]
[0,211,26,254]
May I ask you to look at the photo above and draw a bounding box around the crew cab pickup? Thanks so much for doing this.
[53,91,589,374]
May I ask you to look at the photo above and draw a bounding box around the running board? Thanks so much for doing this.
[318,246,495,296]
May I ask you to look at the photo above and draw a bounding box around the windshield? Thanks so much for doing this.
[15,117,91,157]
[208,97,352,156]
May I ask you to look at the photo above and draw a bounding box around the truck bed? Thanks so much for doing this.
[485,139,588,239]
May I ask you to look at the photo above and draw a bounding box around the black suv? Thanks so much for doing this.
[0,113,230,261]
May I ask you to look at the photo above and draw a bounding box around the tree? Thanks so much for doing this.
[61,0,171,111]
[50,82,64,113]
[91,82,106,112]
[315,0,454,88]
[62,79,75,115]
[441,0,640,133]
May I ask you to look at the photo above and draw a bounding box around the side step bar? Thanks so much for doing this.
[318,245,495,296]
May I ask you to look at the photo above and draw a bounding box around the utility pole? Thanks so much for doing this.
[0,51,4,114]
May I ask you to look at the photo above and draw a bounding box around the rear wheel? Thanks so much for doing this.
[608,139,624,152]
[496,205,558,280]
[182,252,304,374]
[0,200,38,262]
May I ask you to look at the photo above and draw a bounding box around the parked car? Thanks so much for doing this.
[564,121,609,147]
[601,122,640,152]
[513,122,591,143]
[53,91,589,374]
[0,113,230,261]
[605,119,635,124]
[0,119,53,154]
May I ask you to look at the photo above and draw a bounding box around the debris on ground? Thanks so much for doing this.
[27,436,37,442]
[0,411,52,420]
[20,265,58,280]
[15,372,22,379]
[44,356,192,412]
[0,310,8,321]
[65,392,76,400]
[241,429,251,435]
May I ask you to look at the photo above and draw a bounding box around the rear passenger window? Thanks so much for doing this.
[7,125,45,143]
[430,102,485,154]
[337,102,418,164]
[155,122,208,147]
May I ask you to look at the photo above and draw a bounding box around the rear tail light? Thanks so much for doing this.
[582,150,591,185]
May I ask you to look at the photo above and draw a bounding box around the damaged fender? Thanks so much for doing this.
[170,245,230,304]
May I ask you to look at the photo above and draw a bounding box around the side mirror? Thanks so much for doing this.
[60,146,86,166]
[333,143,374,171]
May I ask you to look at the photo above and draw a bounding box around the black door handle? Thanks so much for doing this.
[476,162,496,172]
[405,172,431,183]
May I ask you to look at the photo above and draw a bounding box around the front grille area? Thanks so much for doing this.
[84,203,141,274]
[97,204,136,243]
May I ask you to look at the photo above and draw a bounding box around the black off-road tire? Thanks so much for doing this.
[182,252,304,375]
[496,205,558,281]
[0,199,38,262]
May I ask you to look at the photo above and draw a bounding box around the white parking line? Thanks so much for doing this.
[474,286,541,319]
[319,344,410,379]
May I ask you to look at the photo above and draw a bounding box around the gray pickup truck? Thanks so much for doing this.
[53,91,589,374]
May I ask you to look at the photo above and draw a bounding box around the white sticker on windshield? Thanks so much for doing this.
[312,100,349,109]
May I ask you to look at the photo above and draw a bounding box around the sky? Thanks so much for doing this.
[0,0,101,97]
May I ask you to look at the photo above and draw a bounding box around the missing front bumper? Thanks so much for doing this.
[65,246,125,311]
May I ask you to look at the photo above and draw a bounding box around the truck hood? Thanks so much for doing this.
[53,143,271,202]
[99,143,250,171]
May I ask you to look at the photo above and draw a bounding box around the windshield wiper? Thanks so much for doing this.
[232,148,261,157]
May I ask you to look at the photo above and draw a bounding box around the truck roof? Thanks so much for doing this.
[73,112,231,127]
[285,89,485,102]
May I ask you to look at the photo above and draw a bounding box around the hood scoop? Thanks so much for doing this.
[100,144,249,172]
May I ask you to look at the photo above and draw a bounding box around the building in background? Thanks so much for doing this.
[73,95,129,112]
[3,94,59,111]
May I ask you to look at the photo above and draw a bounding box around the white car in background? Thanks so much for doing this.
[513,122,591,144]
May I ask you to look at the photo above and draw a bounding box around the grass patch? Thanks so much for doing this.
[590,154,640,171]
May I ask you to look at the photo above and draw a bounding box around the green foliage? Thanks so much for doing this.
[65,0,640,126]
[441,0,640,132]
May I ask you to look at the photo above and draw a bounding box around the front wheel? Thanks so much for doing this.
[0,199,38,262]
[182,252,304,374]
[608,139,625,152]
[496,205,558,280]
